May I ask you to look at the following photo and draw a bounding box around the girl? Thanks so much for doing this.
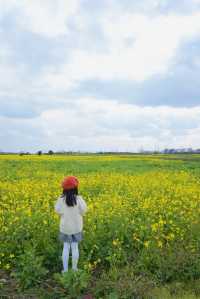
[54,176,87,273]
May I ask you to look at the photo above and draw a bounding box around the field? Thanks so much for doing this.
[1,154,200,298]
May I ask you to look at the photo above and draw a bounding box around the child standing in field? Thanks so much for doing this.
[54,176,87,273]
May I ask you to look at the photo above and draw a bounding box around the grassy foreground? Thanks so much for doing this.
[1,154,200,298]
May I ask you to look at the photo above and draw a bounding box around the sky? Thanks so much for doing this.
[0,0,200,153]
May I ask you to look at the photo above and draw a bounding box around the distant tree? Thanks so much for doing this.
[48,150,54,155]
[37,150,42,155]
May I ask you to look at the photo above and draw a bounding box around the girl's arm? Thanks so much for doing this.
[54,197,64,215]
[78,196,87,215]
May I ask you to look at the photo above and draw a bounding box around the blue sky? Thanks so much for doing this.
[0,0,200,152]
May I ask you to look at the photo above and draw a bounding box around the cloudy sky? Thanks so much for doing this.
[1,0,200,152]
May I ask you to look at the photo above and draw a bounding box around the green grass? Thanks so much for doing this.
[1,153,200,298]
[1,154,200,182]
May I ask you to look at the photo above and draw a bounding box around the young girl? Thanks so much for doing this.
[54,176,87,273]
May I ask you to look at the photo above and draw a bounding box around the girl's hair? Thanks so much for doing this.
[62,187,78,207]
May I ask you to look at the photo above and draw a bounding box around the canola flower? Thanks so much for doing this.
[1,154,200,280]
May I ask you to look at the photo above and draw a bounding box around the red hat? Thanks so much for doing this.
[61,176,79,190]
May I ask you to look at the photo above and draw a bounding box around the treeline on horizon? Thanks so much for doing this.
[1,148,200,155]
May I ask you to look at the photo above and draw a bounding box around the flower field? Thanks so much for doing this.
[1,154,200,298]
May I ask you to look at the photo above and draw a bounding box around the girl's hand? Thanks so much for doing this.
[78,196,87,215]
[54,197,64,215]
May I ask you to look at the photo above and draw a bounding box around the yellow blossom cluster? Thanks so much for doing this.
[1,154,200,275]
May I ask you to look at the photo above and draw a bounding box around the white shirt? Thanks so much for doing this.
[54,195,87,235]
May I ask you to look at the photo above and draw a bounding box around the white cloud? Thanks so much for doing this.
[34,66,75,93]
[102,12,200,80]
[37,11,200,89]
[1,1,200,94]
[30,98,200,152]
[1,97,200,152]
[0,0,79,37]
[1,1,200,151]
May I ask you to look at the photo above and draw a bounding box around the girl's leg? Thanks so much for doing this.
[62,242,70,272]
[71,242,79,271]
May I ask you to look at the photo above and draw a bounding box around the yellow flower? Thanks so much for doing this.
[112,240,118,246]
[144,241,150,248]
[5,264,10,270]
[151,223,158,232]
[168,233,175,240]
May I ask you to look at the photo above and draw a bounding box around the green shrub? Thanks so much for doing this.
[93,264,155,299]
[53,269,91,298]
[11,245,48,290]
